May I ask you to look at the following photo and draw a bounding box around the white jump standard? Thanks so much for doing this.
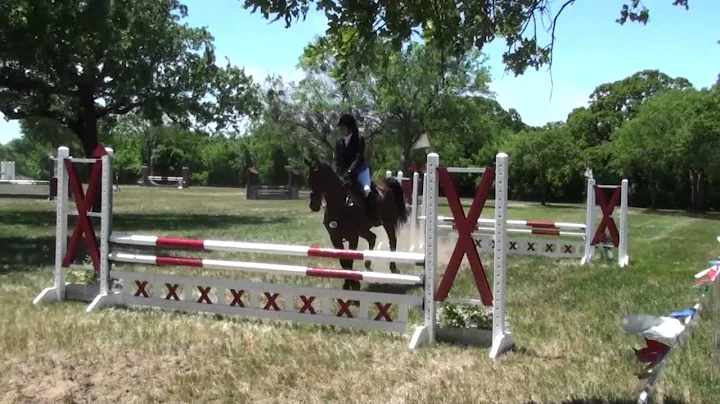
[35,146,514,358]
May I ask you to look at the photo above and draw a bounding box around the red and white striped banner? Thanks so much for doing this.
[109,234,425,264]
[109,252,424,285]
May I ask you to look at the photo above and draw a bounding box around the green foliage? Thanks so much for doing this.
[504,125,583,204]
[0,0,261,155]
[611,88,720,209]
[244,0,690,81]
[586,70,693,143]
[438,304,493,330]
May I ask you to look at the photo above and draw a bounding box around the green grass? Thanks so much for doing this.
[1,186,719,403]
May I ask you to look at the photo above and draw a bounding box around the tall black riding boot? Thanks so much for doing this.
[365,191,379,225]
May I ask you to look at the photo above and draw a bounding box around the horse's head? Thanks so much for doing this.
[307,159,332,212]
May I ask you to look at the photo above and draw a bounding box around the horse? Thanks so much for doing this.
[307,161,409,290]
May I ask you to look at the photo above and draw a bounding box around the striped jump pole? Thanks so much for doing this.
[437,224,585,238]
[436,216,586,236]
[109,234,425,264]
[109,252,423,285]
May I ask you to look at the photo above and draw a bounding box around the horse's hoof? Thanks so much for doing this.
[364,260,372,270]
[343,280,361,291]
[389,263,398,274]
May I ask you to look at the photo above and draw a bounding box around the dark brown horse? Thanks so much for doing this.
[308,161,408,290]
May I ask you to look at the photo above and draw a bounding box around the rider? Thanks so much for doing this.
[334,113,376,217]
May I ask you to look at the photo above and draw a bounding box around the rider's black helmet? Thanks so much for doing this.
[338,114,359,136]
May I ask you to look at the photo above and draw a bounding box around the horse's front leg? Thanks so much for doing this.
[383,223,399,274]
[329,233,360,291]
[345,235,361,291]
[360,229,376,270]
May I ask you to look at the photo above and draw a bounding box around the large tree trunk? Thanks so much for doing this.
[688,168,706,212]
[75,87,102,210]
[689,168,698,210]
[400,143,413,174]
[698,168,706,212]
[649,180,658,210]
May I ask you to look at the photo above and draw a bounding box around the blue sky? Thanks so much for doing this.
[1,0,718,144]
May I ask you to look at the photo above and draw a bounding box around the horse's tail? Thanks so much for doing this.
[385,177,408,225]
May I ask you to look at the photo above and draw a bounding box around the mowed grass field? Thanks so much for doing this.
[1,186,719,403]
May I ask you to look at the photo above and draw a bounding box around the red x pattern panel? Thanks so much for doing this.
[591,185,621,247]
[62,145,108,271]
[434,166,495,306]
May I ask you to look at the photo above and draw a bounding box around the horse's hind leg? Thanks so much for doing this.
[383,223,399,274]
[360,229,376,270]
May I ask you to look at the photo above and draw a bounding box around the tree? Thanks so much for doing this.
[586,70,693,142]
[673,89,720,211]
[1,0,261,157]
[301,38,494,172]
[242,0,690,79]
[563,70,693,185]
[609,88,720,210]
[504,125,582,205]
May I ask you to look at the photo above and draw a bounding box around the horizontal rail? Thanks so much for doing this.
[70,157,100,164]
[109,252,424,285]
[445,167,485,174]
[69,211,102,218]
[470,226,585,237]
[50,156,101,164]
[434,216,587,230]
[0,180,50,185]
[109,234,425,264]
[148,176,183,180]
[439,224,584,237]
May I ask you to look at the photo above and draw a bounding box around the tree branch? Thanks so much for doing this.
[547,0,576,100]
[1,105,72,126]
[95,100,144,119]
[0,67,76,96]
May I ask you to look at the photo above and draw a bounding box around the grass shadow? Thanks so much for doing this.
[0,212,291,274]
[537,202,589,210]
[639,208,720,220]
[0,210,290,231]
[112,212,290,232]
[0,236,56,273]
[364,283,422,295]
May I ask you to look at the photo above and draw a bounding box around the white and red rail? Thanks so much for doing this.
[109,234,425,265]
[435,216,586,236]
[109,251,424,285]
